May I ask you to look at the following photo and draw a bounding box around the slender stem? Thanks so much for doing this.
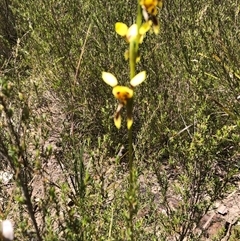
[136,2,142,28]
[127,126,134,241]
[129,38,135,173]
[128,39,135,240]
[129,42,136,80]
[126,3,143,240]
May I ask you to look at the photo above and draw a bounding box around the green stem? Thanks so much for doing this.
[129,41,136,80]
[128,42,135,185]
[128,121,134,240]
[127,39,134,237]
[126,3,143,240]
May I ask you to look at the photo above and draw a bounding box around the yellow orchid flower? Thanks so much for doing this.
[115,22,138,42]
[140,0,162,34]
[115,21,152,61]
[102,72,134,104]
[102,71,147,129]
[115,22,152,43]
[112,86,133,105]
[140,0,163,15]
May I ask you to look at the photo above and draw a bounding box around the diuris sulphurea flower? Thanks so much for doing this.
[139,0,163,15]
[102,71,146,129]
[139,0,163,34]
[115,22,152,62]
[115,22,152,43]
[115,23,138,43]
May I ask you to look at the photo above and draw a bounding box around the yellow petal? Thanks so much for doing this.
[136,56,141,63]
[115,22,128,36]
[130,71,146,87]
[139,21,152,35]
[151,7,158,15]
[124,50,129,60]
[127,117,133,129]
[114,114,121,129]
[153,24,160,34]
[139,34,144,44]
[126,24,138,42]
[112,86,134,104]
[102,72,118,87]
[151,17,160,34]
[158,0,163,9]
[142,8,149,21]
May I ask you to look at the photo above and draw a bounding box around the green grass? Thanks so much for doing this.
[0,0,239,240]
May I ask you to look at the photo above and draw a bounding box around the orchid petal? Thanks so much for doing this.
[153,24,160,34]
[127,24,138,42]
[130,71,146,87]
[139,21,152,35]
[127,117,133,129]
[114,112,121,129]
[124,50,129,60]
[115,22,128,36]
[112,86,133,104]
[102,72,118,87]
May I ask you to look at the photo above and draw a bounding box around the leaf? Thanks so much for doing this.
[130,71,146,87]
[102,72,118,87]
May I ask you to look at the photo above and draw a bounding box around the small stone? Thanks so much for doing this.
[217,204,228,215]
